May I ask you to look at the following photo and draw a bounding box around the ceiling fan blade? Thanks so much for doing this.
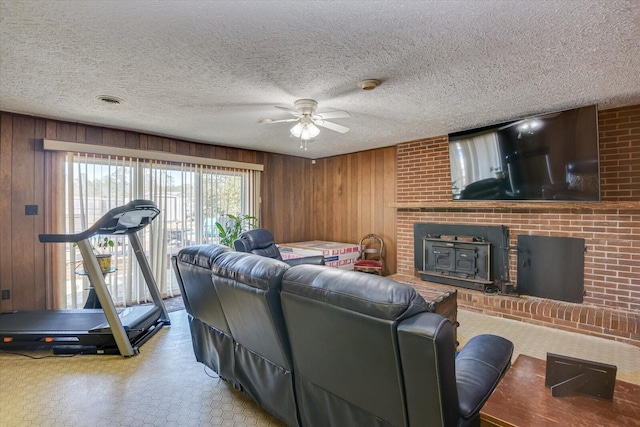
[259,118,299,124]
[315,110,351,120]
[275,106,301,116]
[316,120,350,134]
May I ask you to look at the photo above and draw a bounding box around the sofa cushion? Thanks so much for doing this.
[177,244,230,270]
[213,250,289,291]
[283,264,430,322]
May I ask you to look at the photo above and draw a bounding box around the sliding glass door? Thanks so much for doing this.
[61,153,256,309]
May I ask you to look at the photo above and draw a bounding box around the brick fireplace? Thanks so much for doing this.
[393,105,640,347]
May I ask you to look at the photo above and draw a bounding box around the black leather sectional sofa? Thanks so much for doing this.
[172,244,514,427]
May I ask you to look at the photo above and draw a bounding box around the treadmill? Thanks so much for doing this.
[0,200,171,357]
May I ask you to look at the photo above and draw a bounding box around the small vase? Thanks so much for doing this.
[83,254,112,273]
[96,254,112,273]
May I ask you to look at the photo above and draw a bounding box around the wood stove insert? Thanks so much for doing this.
[414,223,511,293]
[422,237,492,291]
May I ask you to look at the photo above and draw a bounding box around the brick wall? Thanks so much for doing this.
[397,136,451,203]
[599,107,640,199]
[395,105,640,346]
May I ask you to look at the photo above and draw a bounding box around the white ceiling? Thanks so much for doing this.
[1,1,639,159]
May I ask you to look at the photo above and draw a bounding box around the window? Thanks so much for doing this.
[44,141,261,309]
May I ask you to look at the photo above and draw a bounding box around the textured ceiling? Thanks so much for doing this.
[1,1,639,159]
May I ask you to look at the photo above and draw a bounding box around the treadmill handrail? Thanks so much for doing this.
[39,199,160,243]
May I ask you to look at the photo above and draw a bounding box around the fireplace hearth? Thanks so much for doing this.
[414,223,512,293]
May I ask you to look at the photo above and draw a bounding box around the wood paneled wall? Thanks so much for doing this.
[0,114,47,311]
[258,152,315,243]
[0,111,398,310]
[311,147,397,275]
[261,147,398,274]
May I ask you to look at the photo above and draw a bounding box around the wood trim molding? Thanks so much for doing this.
[43,139,264,171]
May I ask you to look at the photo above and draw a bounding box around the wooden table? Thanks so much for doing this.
[388,274,458,338]
[480,355,640,427]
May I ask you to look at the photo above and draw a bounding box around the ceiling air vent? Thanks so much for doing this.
[96,95,124,105]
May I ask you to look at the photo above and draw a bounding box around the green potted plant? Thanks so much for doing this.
[215,214,257,248]
[93,236,115,272]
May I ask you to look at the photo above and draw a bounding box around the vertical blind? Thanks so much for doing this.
[59,152,259,309]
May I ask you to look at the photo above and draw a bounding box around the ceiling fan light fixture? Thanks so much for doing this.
[290,121,320,140]
[290,122,303,138]
[302,123,320,140]
[263,98,349,149]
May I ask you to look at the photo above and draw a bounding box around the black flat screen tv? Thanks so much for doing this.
[448,105,600,201]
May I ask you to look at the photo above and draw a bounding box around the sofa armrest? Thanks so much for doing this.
[283,255,325,267]
[398,312,460,427]
[456,334,514,419]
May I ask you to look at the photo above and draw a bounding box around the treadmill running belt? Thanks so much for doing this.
[0,310,117,332]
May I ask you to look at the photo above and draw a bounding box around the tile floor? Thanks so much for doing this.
[0,309,638,426]
[0,310,285,427]
[457,310,639,385]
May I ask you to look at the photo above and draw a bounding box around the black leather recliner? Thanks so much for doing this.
[174,245,301,426]
[211,250,300,426]
[398,308,514,426]
[175,245,514,427]
[281,264,514,427]
[281,265,428,427]
[233,228,325,266]
[171,244,238,387]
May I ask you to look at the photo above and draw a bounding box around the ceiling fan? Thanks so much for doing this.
[259,99,350,149]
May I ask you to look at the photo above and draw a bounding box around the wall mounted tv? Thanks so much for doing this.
[448,105,600,202]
